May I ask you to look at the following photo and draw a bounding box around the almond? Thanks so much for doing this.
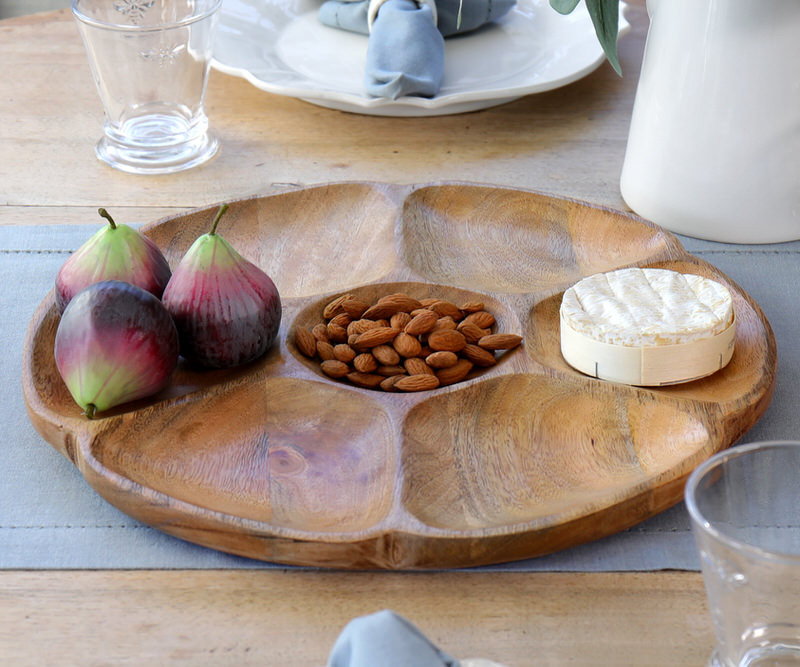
[363,293,422,319]
[393,332,423,358]
[381,292,423,310]
[327,321,348,343]
[376,365,407,377]
[478,333,523,351]
[320,360,350,378]
[341,296,369,319]
[372,344,401,366]
[463,310,496,329]
[428,300,463,321]
[353,352,378,373]
[379,374,405,392]
[463,343,497,367]
[329,313,351,329]
[348,333,361,347]
[390,311,413,330]
[427,329,466,353]
[347,318,380,337]
[394,374,440,392]
[404,309,438,336]
[457,321,490,344]
[436,359,474,386]
[431,316,457,333]
[295,326,317,358]
[312,323,329,342]
[425,350,459,369]
[404,357,435,376]
[460,300,484,314]
[346,371,385,388]
[419,298,438,307]
[333,344,357,363]
[353,326,400,349]
[323,294,353,319]
[316,340,336,361]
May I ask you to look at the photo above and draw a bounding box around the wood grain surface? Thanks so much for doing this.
[0,570,715,666]
[22,183,777,568]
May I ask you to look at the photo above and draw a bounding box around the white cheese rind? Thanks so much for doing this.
[560,268,733,347]
[559,268,736,386]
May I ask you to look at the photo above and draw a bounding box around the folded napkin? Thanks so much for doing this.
[318,0,517,99]
[328,610,461,666]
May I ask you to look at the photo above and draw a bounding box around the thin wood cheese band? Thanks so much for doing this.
[560,312,735,385]
[559,267,736,386]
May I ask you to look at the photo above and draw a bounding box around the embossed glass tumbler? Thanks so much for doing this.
[72,0,221,174]
[686,441,800,666]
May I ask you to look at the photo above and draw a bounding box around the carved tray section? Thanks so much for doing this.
[22,183,777,569]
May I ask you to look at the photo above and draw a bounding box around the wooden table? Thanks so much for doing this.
[0,4,716,665]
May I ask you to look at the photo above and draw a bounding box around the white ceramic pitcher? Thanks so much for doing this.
[620,0,799,243]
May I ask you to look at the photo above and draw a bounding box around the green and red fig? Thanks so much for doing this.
[55,208,171,312]
[54,280,179,418]
[162,204,282,369]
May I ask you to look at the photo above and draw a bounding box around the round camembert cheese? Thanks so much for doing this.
[560,267,735,386]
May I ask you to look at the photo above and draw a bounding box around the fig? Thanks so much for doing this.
[55,208,171,312]
[54,280,179,419]
[162,204,282,369]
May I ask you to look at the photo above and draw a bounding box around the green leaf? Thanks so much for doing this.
[549,0,581,14]
[585,0,622,75]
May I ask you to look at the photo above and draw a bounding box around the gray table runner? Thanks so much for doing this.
[3,224,798,570]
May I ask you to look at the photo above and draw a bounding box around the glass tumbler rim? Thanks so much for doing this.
[71,0,222,32]
[685,439,800,566]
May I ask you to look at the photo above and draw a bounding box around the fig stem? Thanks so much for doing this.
[85,404,97,420]
[98,208,116,230]
[209,204,229,236]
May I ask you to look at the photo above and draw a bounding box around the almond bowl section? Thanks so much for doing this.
[22,182,777,569]
[290,281,527,393]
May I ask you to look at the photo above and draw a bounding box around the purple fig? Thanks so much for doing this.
[54,280,179,419]
[55,208,171,312]
[162,204,282,369]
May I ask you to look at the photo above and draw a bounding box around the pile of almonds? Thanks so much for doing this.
[294,292,522,392]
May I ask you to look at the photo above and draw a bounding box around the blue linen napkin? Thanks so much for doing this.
[365,0,444,99]
[328,610,461,666]
[318,0,517,99]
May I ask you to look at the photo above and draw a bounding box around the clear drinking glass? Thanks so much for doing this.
[72,0,221,175]
[686,441,800,666]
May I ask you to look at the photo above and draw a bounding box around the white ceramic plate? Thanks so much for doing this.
[211,0,631,116]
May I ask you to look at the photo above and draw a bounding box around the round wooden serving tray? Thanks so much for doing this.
[22,183,776,569]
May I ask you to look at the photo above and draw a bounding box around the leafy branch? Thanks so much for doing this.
[550,0,622,75]
[455,0,621,75]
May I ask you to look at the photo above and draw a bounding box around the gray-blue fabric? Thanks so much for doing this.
[318,0,517,99]
[7,225,799,571]
[328,610,461,667]
[365,0,444,99]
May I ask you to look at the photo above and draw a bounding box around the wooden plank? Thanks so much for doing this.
[0,570,714,665]
[0,205,189,227]
[0,4,650,215]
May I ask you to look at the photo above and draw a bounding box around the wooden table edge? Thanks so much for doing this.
[0,569,713,665]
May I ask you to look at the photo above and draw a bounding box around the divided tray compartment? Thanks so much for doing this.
[22,182,777,569]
